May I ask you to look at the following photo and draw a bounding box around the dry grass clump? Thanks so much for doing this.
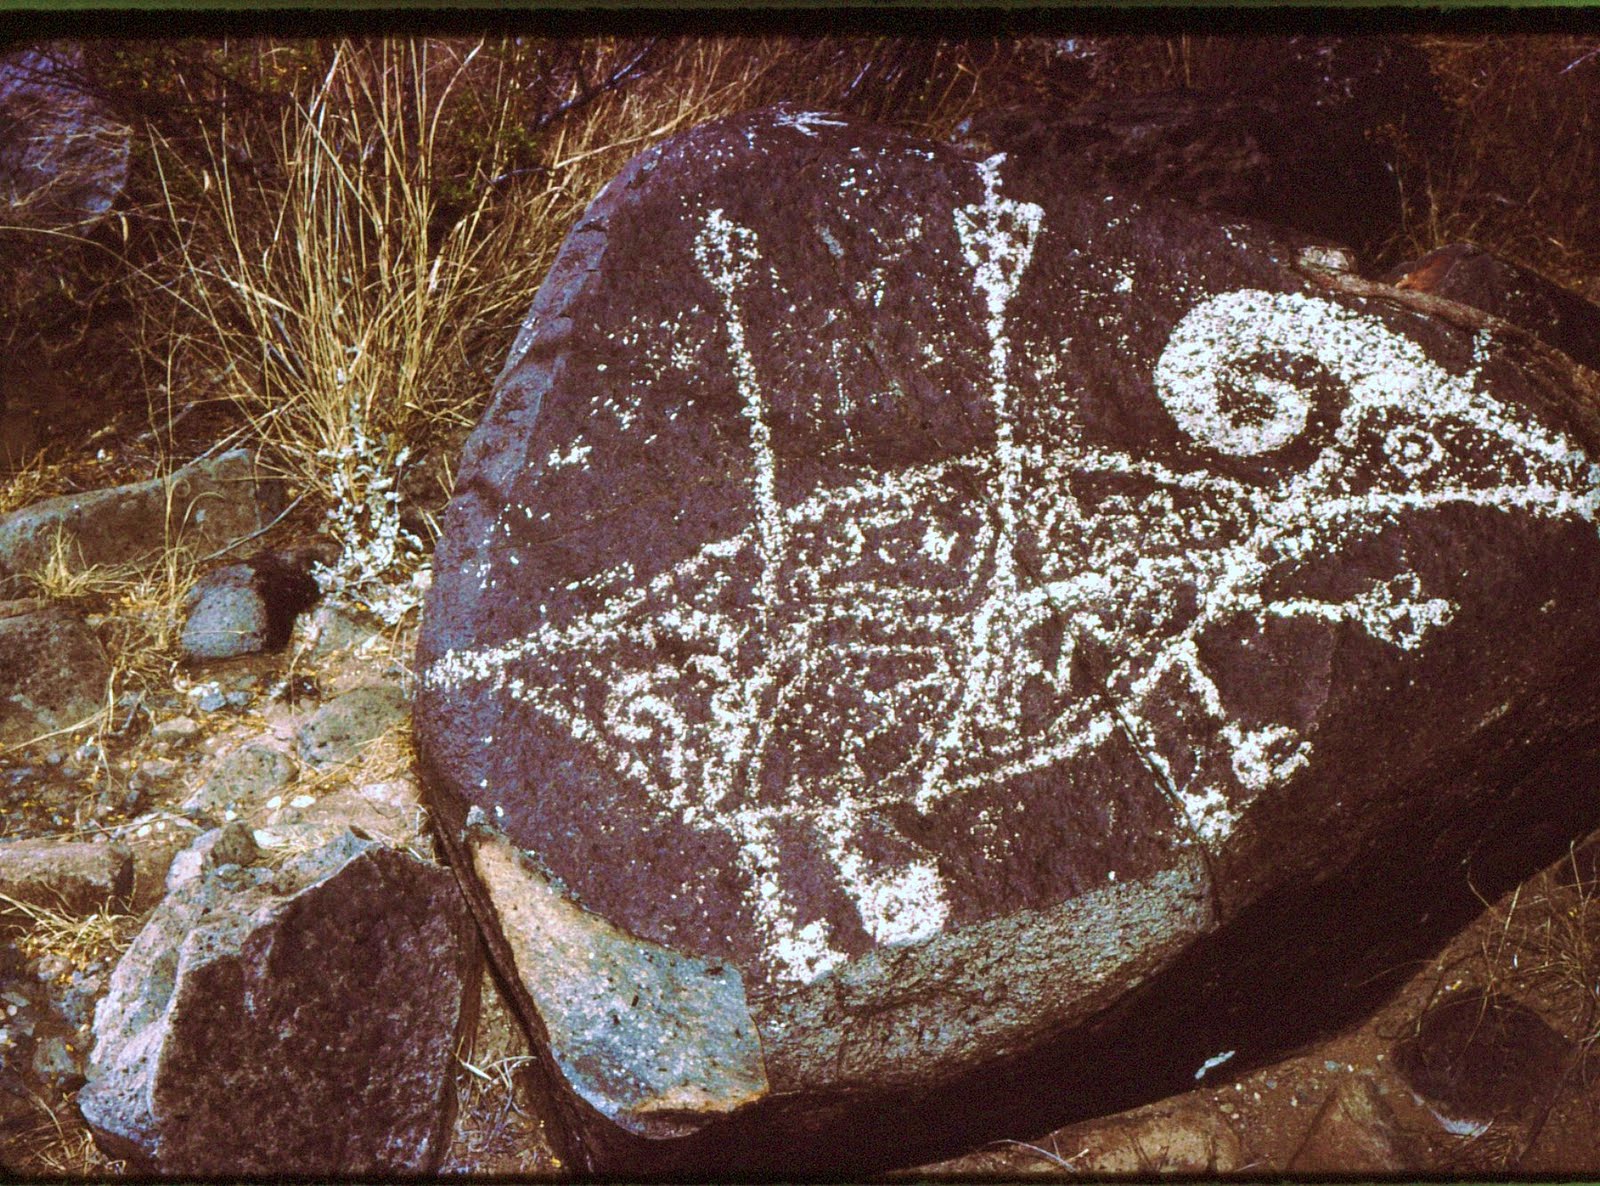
[5,523,199,756]
[1395,36,1600,293]
[0,892,138,972]
[3,1095,125,1178]
[136,35,997,511]
[0,452,71,516]
[99,35,1001,624]
[445,972,561,1173]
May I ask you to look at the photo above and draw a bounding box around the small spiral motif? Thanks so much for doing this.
[1154,288,1413,457]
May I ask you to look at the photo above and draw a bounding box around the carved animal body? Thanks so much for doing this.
[422,118,1599,989]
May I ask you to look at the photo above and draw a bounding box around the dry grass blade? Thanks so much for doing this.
[0,891,138,969]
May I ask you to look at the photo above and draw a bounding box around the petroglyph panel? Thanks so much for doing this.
[417,109,1600,1022]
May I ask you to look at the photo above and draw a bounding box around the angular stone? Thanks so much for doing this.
[181,741,297,818]
[295,684,406,767]
[0,836,132,916]
[298,602,384,659]
[179,553,321,661]
[0,608,110,745]
[0,450,284,595]
[414,108,1600,1170]
[161,820,259,891]
[78,830,479,1175]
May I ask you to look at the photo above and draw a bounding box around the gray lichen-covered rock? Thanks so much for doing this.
[295,684,406,767]
[0,450,283,595]
[179,554,320,662]
[78,829,479,1175]
[0,608,110,745]
[181,741,297,818]
[413,108,1600,1171]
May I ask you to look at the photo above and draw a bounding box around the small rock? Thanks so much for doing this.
[163,821,260,891]
[0,609,110,745]
[30,1032,83,1089]
[56,966,107,1028]
[149,716,200,744]
[0,837,133,916]
[295,684,406,767]
[183,742,297,818]
[79,831,480,1175]
[287,779,431,855]
[196,689,227,713]
[180,554,321,662]
[1067,1097,1243,1175]
[1289,1075,1415,1173]
[299,602,382,659]
[135,757,179,783]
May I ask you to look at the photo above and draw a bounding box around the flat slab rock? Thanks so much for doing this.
[0,607,110,744]
[0,449,282,595]
[414,108,1600,1165]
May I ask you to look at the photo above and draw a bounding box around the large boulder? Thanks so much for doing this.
[1384,242,1600,375]
[956,89,1404,260]
[78,829,479,1175]
[413,108,1600,1172]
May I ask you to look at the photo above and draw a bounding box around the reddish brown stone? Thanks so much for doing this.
[1385,242,1600,373]
[79,831,479,1175]
[414,108,1600,1171]
[0,837,131,916]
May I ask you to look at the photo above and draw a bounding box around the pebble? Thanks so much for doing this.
[197,690,228,713]
[151,716,201,743]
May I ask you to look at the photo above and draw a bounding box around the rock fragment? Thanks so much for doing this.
[181,741,297,819]
[1385,242,1600,374]
[0,450,283,595]
[295,684,406,767]
[180,553,321,661]
[78,829,479,1175]
[0,608,109,745]
[0,837,132,917]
